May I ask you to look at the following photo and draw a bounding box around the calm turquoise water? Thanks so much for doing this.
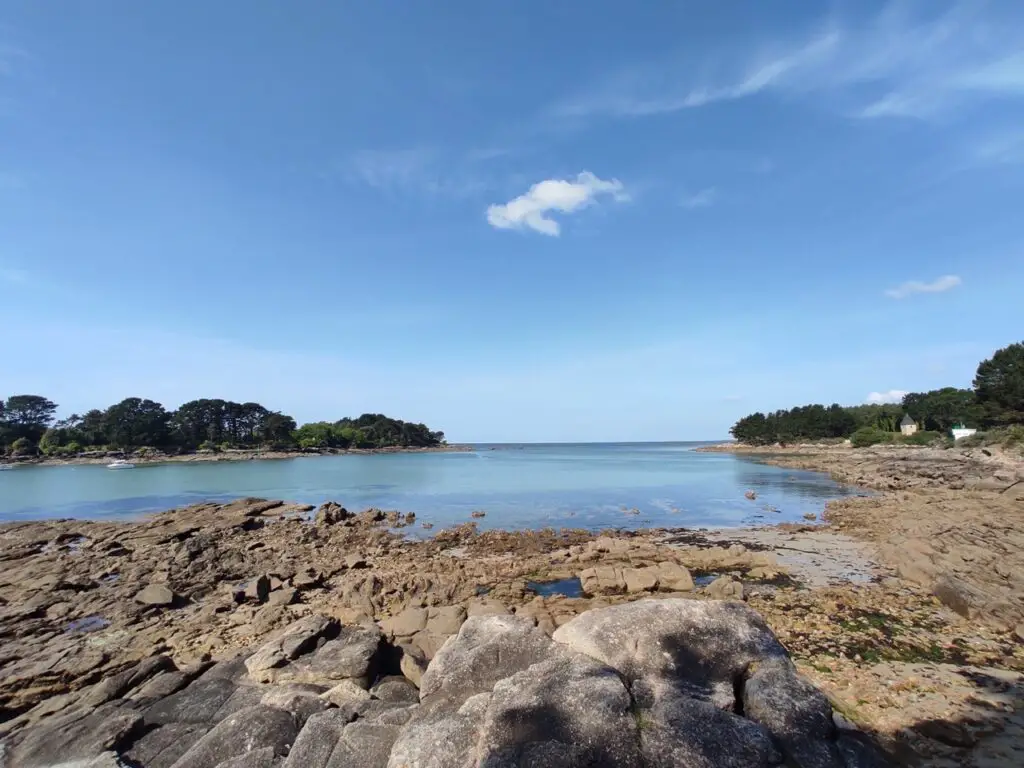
[0,443,861,531]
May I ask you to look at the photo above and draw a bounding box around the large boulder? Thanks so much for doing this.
[244,615,339,683]
[386,693,491,768]
[579,565,626,595]
[418,614,559,705]
[269,625,383,688]
[314,502,349,526]
[639,694,780,767]
[553,599,785,707]
[474,652,643,766]
[553,599,846,767]
[743,656,842,767]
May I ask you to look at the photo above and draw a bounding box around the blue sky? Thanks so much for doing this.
[1,1,1022,442]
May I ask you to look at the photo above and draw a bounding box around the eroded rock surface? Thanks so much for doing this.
[1,602,888,767]
[1,493,1021,766]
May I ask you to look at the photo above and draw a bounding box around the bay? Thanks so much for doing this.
[0,442,861,530]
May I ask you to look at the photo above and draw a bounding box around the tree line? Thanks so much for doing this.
[0,396,445,457]
[730,341,1023,446]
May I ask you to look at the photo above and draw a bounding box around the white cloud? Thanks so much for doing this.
[486,171,627,236]
[884,274,962,299]
[553,4,1024,122]
[865,389,908,405]
[680,188,718,209]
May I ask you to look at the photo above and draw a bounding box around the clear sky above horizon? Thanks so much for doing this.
[2,1,1022,442]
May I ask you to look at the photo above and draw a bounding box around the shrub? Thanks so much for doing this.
[197,440,219,453]
[10,437,36,456]
[896,430,942,446]
[1003,425,1024,446]
[955,427,1023,451]
[38,428,64,455]
[850,426,894,448]
[956,431,987,448]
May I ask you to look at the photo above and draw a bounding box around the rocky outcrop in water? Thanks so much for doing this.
[0,599,888,768]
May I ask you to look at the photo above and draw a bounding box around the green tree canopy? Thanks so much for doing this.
[901,388,981,431]
[260,412,298,447]
[1,393,445,455]
[730,403,862,445]
[1,395,58,446]
[103,398,172,449]
[974,341,1024,426]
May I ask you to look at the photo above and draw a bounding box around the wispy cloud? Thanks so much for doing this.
[465,147,514,162]
[680,188,718,209]
[970,131,1024,166]
[338,148,491,199]
[349,148,434,191]
[884,274,962,299]
[865,389,908,405]
[486,172,627,236]
[552,3,1024,122]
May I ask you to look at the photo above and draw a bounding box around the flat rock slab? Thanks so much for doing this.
[6,701,144,768]
[169,705,298,768]
[123,723,212,768]
[135,584,176,606]
[143,677,240,726]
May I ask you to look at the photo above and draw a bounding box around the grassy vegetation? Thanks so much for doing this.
[956,425,1024,454]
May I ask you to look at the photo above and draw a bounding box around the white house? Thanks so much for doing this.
[900,415,918,436]
[951,424,978,441]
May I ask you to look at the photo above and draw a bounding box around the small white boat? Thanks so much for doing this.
[0,464,13,471]
[106,459,136,470]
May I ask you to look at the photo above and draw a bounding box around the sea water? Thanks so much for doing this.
[0,442,861,530]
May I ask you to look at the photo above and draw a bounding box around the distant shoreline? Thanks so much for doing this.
[15,444,474,467]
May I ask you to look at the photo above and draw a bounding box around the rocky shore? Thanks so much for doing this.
[700,442,1024,630]
[19,444,472,467]
[1,441,1023,766]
